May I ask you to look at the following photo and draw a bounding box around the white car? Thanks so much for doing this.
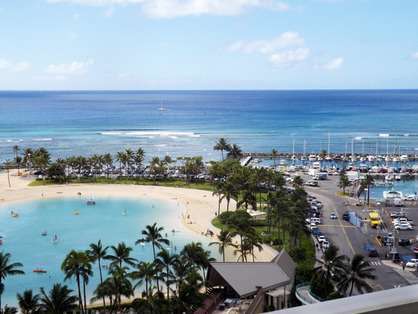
[317,235,327,243]
[406,259,418,268]
[330,213,337,220]
[395,223,414,230]
[322,240,330,249]
[393,218,409,225]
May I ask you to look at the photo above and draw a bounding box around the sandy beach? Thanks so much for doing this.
[0,170,276,262]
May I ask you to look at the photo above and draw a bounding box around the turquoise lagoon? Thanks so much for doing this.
[0,197,216,306]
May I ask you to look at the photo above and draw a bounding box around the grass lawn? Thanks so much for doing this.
[29,177,215,191]
[213,217,315,275]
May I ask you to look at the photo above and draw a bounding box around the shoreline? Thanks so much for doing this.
[0,170,276,262]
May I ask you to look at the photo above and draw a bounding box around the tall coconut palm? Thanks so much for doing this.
[39,284,77,314]
[156,249,177,299]
[214,138,229,160]
[130,261,158,299]
[337,254,376,296]
[181,242,214,289]
[87,240,108,308]
[271,149,278,167]
[364,174,375,206]
[138,223,169,292]
[209,230,236,262]
[227,144,243,160]
[138,223,169,261]
[61,250,90,313]
[106,266,134,308]
[105,242,137,269]
[134,148,145,173]
[314,244,347,288]
[17,290,39,314]
[0,252,24,311]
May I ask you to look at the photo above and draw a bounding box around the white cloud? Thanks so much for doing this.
[269,48,310,65]
[45,59,94,76]
[322,57,344,70]
[412,52,418,60]
[228,32,309,66]
[228,32,304,54]
[48,0,289,18]
[0,59,31,72]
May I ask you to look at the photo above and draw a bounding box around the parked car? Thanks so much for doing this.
[317,235,327,243]
[342,211,350,221]
[406,258,418,268]
[398,238,411,246]
[306,180,319,187]
[395,223,413,230]
[330,212,337,220]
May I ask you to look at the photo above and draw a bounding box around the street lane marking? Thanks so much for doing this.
[319,224,357,228]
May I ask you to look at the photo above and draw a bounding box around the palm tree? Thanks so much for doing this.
[156,249,177,299]
[209,230,236,262]
[138,223,169,292]
[87,240,108,308]
[337,254,376,296]
[364,174,374,205]
[293,176,304,188]
[16,290,39,314]
[214,138,229,160]
[105,242,137,269]
[0,252,24,311]
[39,284,77,314]
[134,148,145,173]
[181,242,214,289]
[219,181,238,211]
[138,223,169,261]
[271,149,278,167]
[130,261,158,299]
[314,245,347,290]
[227,144,243,160]
[339,172,350,194]
[61,250,89,313]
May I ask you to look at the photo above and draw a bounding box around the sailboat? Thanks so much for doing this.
[158,102,167,112]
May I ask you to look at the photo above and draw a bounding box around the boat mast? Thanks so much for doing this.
[327,133,331,156]
[351,138,355,162]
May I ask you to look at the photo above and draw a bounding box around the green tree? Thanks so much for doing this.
[130,261,158,299]
[0,252,24,312]
[338,172,350,194]
[39,284,77,314]
[209,230,236,262]
[227,144,243,160]
[105,243,137,269]
[138,223,169,292]
[61,250,90,313]
[337,254,376,296]
[156,249,177,300]
[313,244,347,299]
[213,138,229,161]
[87,240,108,308]
[16,290,39,314]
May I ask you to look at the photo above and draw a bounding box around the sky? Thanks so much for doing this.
[0,0,417,90]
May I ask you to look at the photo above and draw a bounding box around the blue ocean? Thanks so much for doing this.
[1,90,418,161]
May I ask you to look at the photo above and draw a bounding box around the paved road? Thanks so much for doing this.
[304,176,409,291]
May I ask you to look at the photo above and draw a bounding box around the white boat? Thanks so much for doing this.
[400,155,409,162]
[10,211,19,218]
[385,174,394,182]
[383,190,403,201]
[308,154,317,161]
